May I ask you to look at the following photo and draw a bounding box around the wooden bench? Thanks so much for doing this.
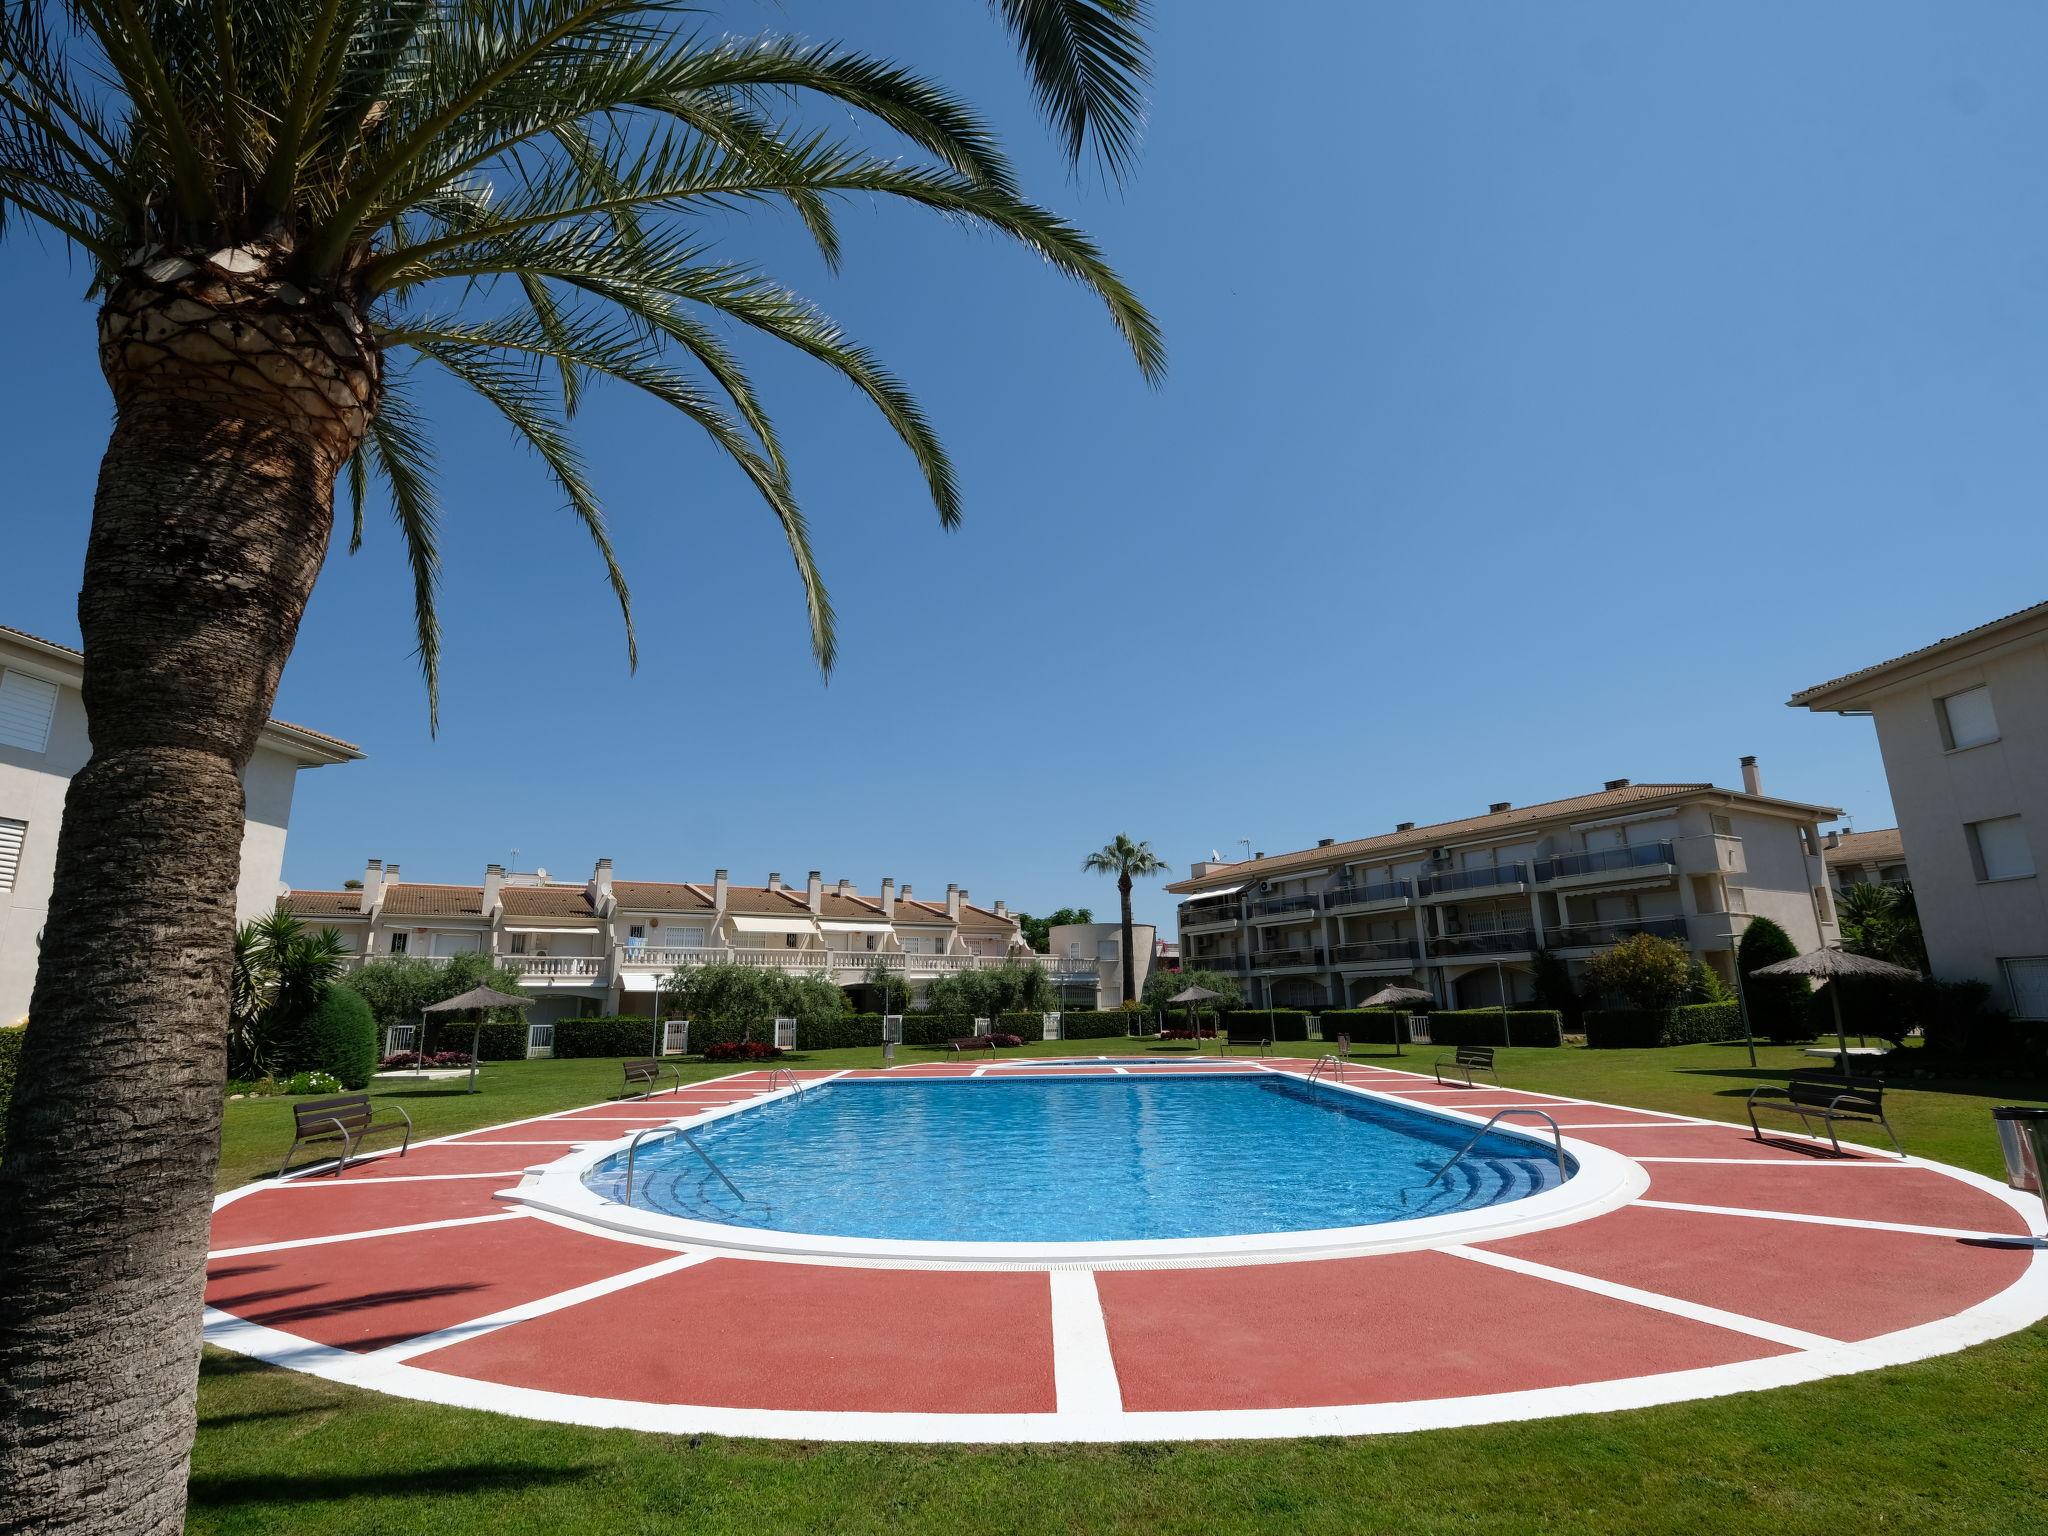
[278,1093,412,1177]
[622,1058,684,1099]
[1222,1021,1272,1056]
[1433,1044,1498,1088]
[941,1034,998,1053]
[1747,1074,1903,1157]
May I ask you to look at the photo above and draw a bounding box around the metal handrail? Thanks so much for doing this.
[621,1123,746,1207]
[1306,1054,1345,1089]
[765,1066,806,1099]
[1424,1108,1568,1188]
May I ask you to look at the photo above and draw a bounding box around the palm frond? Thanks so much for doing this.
[992,0,1150,180]
[359,370,445,724]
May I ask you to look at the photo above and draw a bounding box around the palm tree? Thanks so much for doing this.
[0,6,1158,1528]
[1082,835,1169,1004]
[228,909,350,1077]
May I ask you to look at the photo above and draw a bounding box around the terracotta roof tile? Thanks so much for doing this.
[958,902,1019,932]
[610,881,714,912]
[280,889,363,918]
[381,883,484,917]
[816,890,888,920]
[890,898,955,925]
[1825,828,1906,867]
[500,886,595,918]
[722,885,816,916]
[1790,600,2048,706]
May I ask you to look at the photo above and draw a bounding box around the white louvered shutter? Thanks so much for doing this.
[0,670,59,753]
[0,818,25,891]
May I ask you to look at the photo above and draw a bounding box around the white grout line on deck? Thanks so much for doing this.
[1049,1270,1123,1418]
[1632,1198,2032,1243]
[209,1210,530,1259]
[372,1252,713,1364]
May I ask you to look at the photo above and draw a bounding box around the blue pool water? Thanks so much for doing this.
[584,1074,1573,1242]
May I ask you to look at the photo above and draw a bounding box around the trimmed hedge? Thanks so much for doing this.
[273,984,377,1088]
[554,1016,666,1058]
[0,1025,21,1157]
[1585,1002,1744,1049]
[1222,1009,1311,1042]
[1424,1009,1563,1048]
[1317,1008,1412,1045]
[423,1019,527,1060]
[1059,1010,1138,1040]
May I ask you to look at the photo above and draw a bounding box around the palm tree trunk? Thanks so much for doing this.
[1119,872,1136,1005]
[0,264,376,1535]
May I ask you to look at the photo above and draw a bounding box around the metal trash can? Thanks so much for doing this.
[1991,1107,2048,1208]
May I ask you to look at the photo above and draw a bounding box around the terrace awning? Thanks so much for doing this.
[818,918,893,935]
[1183,884,1244,901]
[619,972,662,993]
[502,925,601,934]
[728,914,817,935]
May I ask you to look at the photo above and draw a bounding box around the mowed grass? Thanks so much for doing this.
[200,1037,2048,1533]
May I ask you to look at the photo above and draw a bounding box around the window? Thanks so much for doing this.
[389,932,408,954]
[1812,886,1833,925]
[430,931,482,957]
[675,925,706,947]
[1938,685,1999,751]
[1067,941,1083,959]
[0,670,58,753]
[784,931,799,948]
[626,924,645,950]
[509,933,528,956]
[1726,887,1748,914]
[0,817,23,891]
[1097,938,1119,961]
[1967,816,2035,882]
[2001,958,2048,1021]
[1711,813,1733,837]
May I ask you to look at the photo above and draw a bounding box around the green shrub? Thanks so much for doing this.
[1318,1008,1410,1045]
[0,1024,22,1157]
[554,1016,664,1058]
[1738,917,1811,1042]
[1425,1009,1563,1047]
[1059,1011,1136,1040]
[1221,1009,1310,1042]
[463,1021,530,1061]
[1583,933,1691,1010]
[1667,1001,1742,1045]
[346,952,530,1029]
[1140,967,1245,1011]
[283,1069,344,1095]
[1530,949,1586,1028]
[1585,1002,1741,1049]
[270,983,377,1088]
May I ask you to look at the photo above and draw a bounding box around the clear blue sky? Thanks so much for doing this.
[5,3,2044,930]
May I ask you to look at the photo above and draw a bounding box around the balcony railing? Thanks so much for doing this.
[1179,898,1243,927]
[1323,880,1413,909]
[1183,953,1247,972]
[1418,863,1528,898]
[1428,927,1538,958]
[1252,946,1324,970]
[1544,915,1690,950]
[616,945,1096,980]
[1248,892,1321,921]
[1533,842,1676,883]
[503,955,604,980]
[1328,938,1420,965]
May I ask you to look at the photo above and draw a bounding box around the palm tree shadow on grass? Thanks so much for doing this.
[1674,1063,2048,1102]
[188,1465,595,1508]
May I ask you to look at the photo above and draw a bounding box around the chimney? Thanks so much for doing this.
[483,863,505,911]
[900,882,913,907]
[1317,838,1335,848]
[363,858,384,905]
[1395,822,1415,832]
[994,899,1008,918]
[1254,851,1264,860]
[1826,829,1842,850]
[713,868,729,911]
[1489,801,1511,815]
[767,871,783,893]
[837,877,852,898]
[384,862,400,887]
[1740,755,1762,796]
[946,883,961,920]
[806,870,822,914]
[881,877,896,918]
[589,856,613,904]
[1604,778,1631,791]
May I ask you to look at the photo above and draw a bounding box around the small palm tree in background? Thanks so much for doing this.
[228,910,349,1078]
[1083,834,1169,1004]
[0,3,1158,1528]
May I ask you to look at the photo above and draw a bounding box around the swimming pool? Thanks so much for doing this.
[582,1073,1575,1244]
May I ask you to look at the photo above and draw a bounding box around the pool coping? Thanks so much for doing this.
[505,1062,1650,1268]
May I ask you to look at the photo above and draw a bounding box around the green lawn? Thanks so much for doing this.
[199,1038,2048,1533]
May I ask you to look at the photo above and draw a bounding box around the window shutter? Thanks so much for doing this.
[0,818,24,891]
[2001,958,2048,1020]
[0,670,59,753]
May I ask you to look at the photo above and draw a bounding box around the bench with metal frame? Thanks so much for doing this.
[621,1057,684,1098]
[1433,1044,1499,1088]
[1222,1021,1272,1056]
[279,1092,412,1177]
[1747,1073,1904,1158]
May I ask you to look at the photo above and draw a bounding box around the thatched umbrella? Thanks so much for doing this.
[1165,984,1221,1045]
[1356,984,1433,1056]
[1748,948,1919,1067]
[424,984,530,1094]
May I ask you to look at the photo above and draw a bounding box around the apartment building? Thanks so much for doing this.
[1825,828,1910,893]
[284,859,1094,1023]
[1165,764,1840,1011]
[1,623,360,1024]
[1047,921,1157,1009]
[1792,600,2048,1019]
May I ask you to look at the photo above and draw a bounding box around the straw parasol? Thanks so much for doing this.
[1165,984,1221,1044]
[1748,948,1919,1066]
[424,984,530,1094]
[1354,985,1433,1056]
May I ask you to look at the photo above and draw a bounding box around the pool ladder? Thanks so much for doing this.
[1423,1107,1568,1189]
[620,1123,747,1208]
[765,1066,808,1099]
[1306,1055,1347,1090]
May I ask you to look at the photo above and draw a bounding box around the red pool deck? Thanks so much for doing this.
[204,1057,2047,1442]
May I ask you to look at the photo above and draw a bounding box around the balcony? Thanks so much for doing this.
[1685,911,1753,950]
[1543,915,1690,952]
[1322,880,1414,914]
[1328,938,1420,967]
[1428,927,1538,959]
[1676,832,1746,878]
[1248,892,1321,923]
[1533,842,1675,886]
[1182,953,1247,973]
[614,945,1097,982]
[1179,898,1243,930]
[1418,863,1529,900]
[1252,946,1324,971]
[503,954,605,983]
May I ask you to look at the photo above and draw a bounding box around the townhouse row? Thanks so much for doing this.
[1166,763,1840,1011]
[285,858,1103,1022]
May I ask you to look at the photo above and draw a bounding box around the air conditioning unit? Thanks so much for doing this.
[1257,880,1273,893]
